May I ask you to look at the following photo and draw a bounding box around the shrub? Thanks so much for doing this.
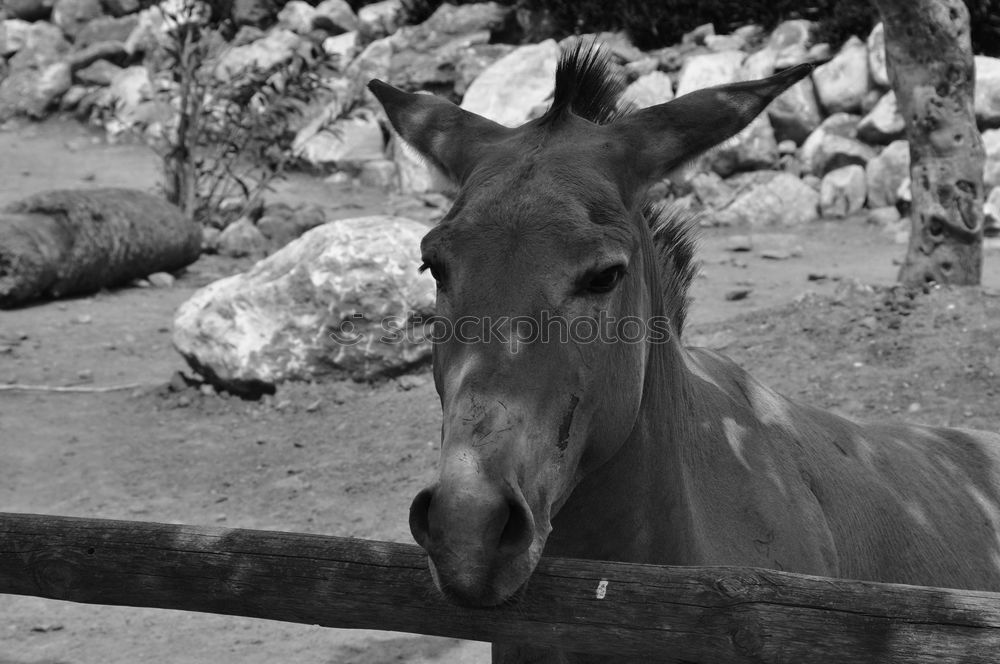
[152,0,337,226]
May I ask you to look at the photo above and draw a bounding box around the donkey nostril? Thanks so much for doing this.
[409,487,434,549]
[498,498,534,556]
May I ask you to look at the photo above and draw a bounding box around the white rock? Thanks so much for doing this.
[767,77,821,144]
[359,159,397,189]
[708,113,778,177]
[51,0,105,40]
[897,176,911,204]
[277,0,315,34]
[715,172,819,226]
[0,19,32,57]
[106,65,152,129]
[985,186,1000,235]
[857,90,904,144]
[768,19,813,70]
[819,164,867,218]
[217,217,267,258]
[322,30,357,66]
[704,34,745,52]
[675,50,744,97]
[800,113,876,175]
[740,47,776,81]
[865,139,910,208]
[621,70,673,109]
[293,111,385,170]
[867,22,889,87]
[975,56,1000,129]
[346,35,391,106]
[314,0,359,32]
[460,39,559,127]
[812,36,870,114]
[172,216,437,387]
[984,129,1000,189]
[357,0,401,37]
[213,28,304,82]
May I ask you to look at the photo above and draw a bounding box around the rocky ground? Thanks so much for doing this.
[3,118,1000,664]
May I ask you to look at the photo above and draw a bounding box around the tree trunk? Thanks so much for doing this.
[872,0,985,287]
[0,189,202,308]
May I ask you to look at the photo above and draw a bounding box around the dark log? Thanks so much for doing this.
[0,189,201,308]
[872,0,986,286]
[2,512,1000,663]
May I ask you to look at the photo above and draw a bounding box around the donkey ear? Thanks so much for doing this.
[368,79,512,186]
[613,64,813,183]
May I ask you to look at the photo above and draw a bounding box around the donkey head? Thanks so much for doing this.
[370,44,809,607]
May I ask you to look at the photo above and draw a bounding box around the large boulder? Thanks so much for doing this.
[819,164,867,218]
[387,2,511,95]
[867,22,889,88]
[454,43,516,97]
[5,0,55,21]
[714,172,819,226]
[800,113,876,176]
[985,186,1000,236]
[0,22,71,120]
[172,215,437,391]
[621,70,673,109]
[675,50,744,97]
[865,139,910,208]
[984,129,1000,190]
[0,19,33,56]
[767,77,822,144]
[73,13,138,49]
[357,0,402,38]
[276,0,316,34]
[293,110,385,171]
[857,90,904,144]
[976,56,1000,129]
[768,19,813,70]
[314,0,359,32]
[213,28,305,82]
[812,35,870,114]
[707,114,779,177]
[460,39,558,127]
[51,0,105,41]
[231,0,279,28]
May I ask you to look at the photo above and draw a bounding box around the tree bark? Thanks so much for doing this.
[872,0,985,287]
[0,189,201,308]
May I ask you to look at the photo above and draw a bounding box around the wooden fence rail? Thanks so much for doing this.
[2,512,1000,662]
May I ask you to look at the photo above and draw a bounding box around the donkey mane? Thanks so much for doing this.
[541,40,700,336]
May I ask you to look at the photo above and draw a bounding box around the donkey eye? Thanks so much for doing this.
[419,261,444,284]
[584,265,626,294]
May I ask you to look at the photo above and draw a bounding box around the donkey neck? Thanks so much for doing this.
[546,323,699,564]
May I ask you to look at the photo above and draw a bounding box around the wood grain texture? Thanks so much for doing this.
[2,512,1000,662]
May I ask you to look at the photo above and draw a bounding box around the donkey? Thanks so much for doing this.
[369,43,1000,662]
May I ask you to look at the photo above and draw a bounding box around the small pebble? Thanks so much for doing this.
[759,250,791,261]
[725,235,753,252]
[807,273,828,281]
[176,395,192,408]
[147,272,175,288]
[304,398,322,412]
[30,624,64,633]
[725,288,752,301]
[76,369,93,382]
[199,384,216,396]
[907,402,922,413]
[73,314,93,324]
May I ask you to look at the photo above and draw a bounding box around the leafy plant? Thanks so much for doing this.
[152,0,337,227]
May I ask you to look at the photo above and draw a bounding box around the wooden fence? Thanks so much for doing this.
[2,512,1000,662]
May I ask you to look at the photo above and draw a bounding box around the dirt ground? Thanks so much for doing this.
[2,119,1000,664]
